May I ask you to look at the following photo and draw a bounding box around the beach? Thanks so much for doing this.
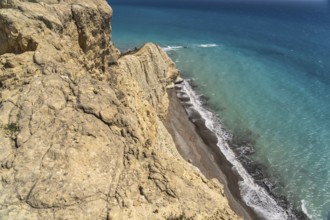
[165,87,259,220]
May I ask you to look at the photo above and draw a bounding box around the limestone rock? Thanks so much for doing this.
[0,0,241,219]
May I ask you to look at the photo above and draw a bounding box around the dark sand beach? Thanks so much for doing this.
[165,87,260,220]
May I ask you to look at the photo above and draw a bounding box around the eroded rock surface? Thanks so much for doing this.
[0,0,241,219]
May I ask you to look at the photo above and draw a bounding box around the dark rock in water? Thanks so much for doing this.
[229,127,259,150]
[199,94,210,104]
[176,91,185,95]
[186,79,199,89]
[191,83,198,90]
[185,109,218,147]
[190,115,206,126]
[230,137,256,150]
[174,84,184,90]
[275,195,290,208]
[185,78,193,83]
[233,144,255,156]
[237,156,266,181]
[178,96,190,102]
[291,210,308,220]
[187,108,203,121]
[182,102,193,108]
[248,167,265,181]
[262,178,277,192]
[176,90,191,102]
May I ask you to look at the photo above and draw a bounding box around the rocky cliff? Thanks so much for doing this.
[0,0,240,219]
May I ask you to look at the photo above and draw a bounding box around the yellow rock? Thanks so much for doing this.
[0,1,241,219]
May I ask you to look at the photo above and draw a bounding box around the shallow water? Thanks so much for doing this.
[109,1,330,219]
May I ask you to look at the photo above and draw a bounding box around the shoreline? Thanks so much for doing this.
[165,87,259,220]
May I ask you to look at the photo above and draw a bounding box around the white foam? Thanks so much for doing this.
[161,45,184,52]
[301,200,315,220]
[197,43,218,48]
[180,80,293,220]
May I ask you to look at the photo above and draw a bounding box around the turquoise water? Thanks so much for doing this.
[109,1,330,219]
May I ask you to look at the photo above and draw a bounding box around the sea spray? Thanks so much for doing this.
[161,46,184,52]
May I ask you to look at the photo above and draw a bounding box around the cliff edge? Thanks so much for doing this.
[0,1,240,219]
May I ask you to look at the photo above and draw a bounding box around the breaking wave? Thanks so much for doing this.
[196,43,218,48]
[161,45,184,52]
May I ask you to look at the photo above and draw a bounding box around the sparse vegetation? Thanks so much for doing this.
[5,122,20,133]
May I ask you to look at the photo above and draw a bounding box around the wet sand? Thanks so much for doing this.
[165,88,261,220]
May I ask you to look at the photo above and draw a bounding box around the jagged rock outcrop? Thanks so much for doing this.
[0,0,241,219]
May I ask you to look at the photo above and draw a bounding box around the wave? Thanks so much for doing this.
[161,44,218,52]
[177,79,296,220]
[161,45,184,52]
[301,200,315,220]
[196,43,218,48]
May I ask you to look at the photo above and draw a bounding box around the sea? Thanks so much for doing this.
[108,0,330,219]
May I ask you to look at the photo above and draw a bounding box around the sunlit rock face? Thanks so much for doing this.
[0,1,241,219]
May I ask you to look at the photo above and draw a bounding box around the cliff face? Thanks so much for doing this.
[0,1,240,219]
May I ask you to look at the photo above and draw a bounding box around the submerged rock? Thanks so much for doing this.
[0,0,241,219]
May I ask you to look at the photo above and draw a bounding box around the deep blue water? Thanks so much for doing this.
[108,1,330,219]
